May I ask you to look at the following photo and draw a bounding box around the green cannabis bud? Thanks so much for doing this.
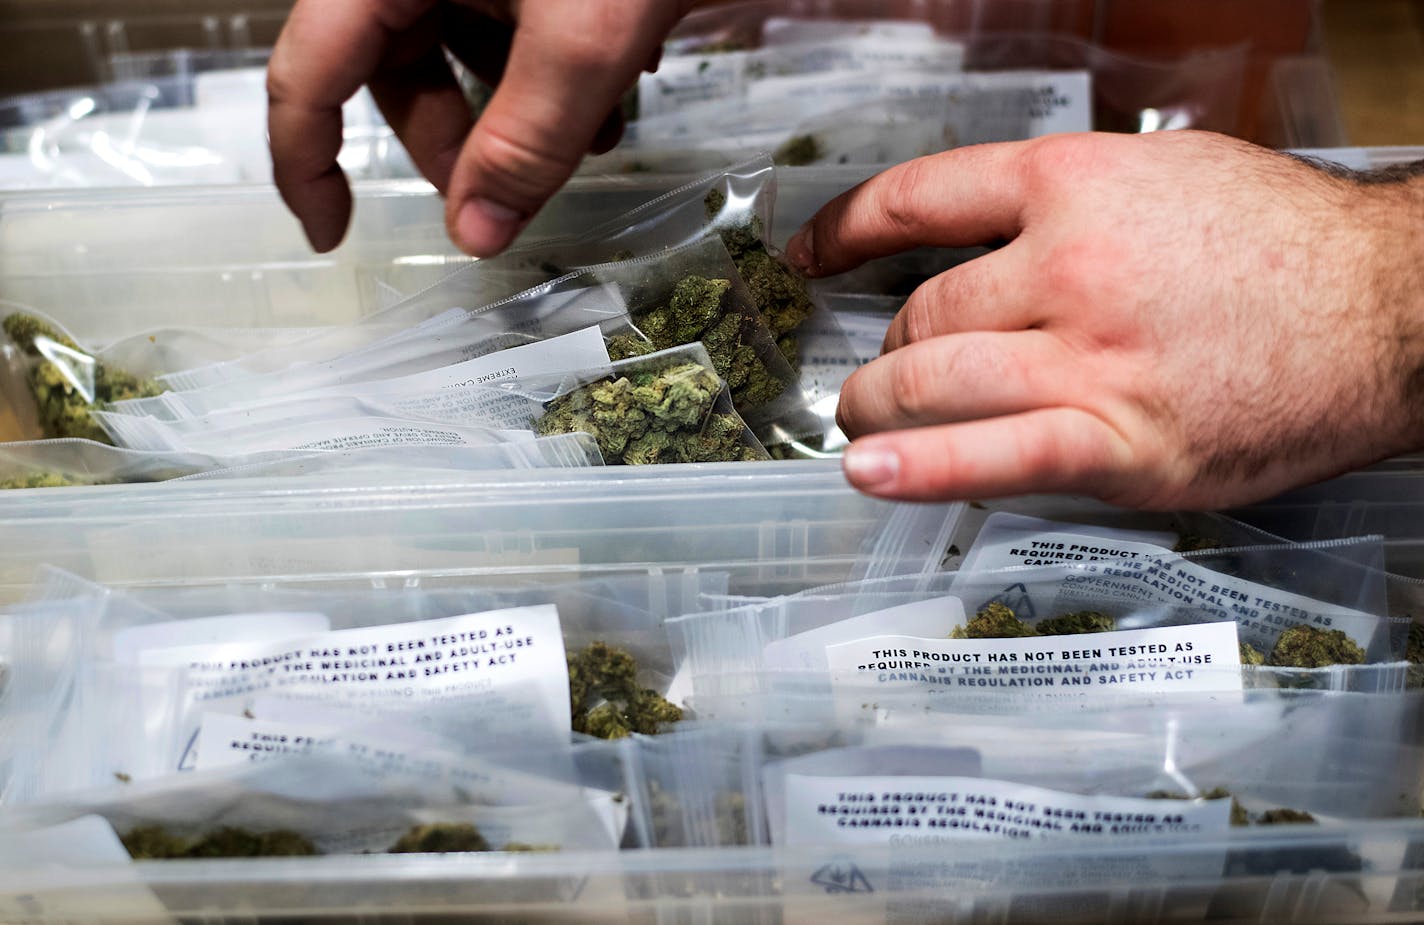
[629,275,787,411]
[568,641,683,739]
[1172,532,1222,553]
[534,359,766,465]
[773,134,825,167]
[1408,623,1424,664]
[703,190,815,343]
[0,471,75,489]
[1239,642,1267,666]
[3,312,163,443]
[1267,625,1366,669]
[120,825,189,859]
[605,333,656,361]
[951,602,1038,639]
[716,792,749,845]
[121,825,319,858]
[1035,611,1115,636]
[951,604,1113,639]
[1256,808,1317,825]
[388,823,490,854]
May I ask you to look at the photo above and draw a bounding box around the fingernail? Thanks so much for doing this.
[457,197,527,256]
[786,224,816,275]
[843,444,899,490]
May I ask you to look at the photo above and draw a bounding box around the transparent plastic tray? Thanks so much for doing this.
[0,460,959,604]
[4,820,1424,924]
[3,151,1413,346]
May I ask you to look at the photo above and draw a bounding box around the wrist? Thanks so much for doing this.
[1359,169,1424,457]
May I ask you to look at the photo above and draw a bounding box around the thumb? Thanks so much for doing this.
[444,2,687,256]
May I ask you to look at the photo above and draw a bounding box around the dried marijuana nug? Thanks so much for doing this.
[773,134,825,167]
[1267,625,1366,669]
[625,275,787,410]
[568,641,683,738]
[0,471,76,489]
[1239,642,1267,666]
[388,823,491,854]
[121,824,319,859]
[704,190,815,343]
[1035,611,1116,636]
[534,358,766,465]
[950,602,1038,639]
[3,312,163,442]
[951,603,1114,639]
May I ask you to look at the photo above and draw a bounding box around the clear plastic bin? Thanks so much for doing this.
[0,460,959,604]
[6,151,1413,347]
[4,820,1424,923]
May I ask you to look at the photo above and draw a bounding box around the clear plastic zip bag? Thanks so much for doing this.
[3,568,720,802]
[1,748,624,858]
[667,536,1407,718]
[157,262,554,394]
[108,343,770,464]
[0,305,164,443]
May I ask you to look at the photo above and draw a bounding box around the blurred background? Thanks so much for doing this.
[0,0,1418,146]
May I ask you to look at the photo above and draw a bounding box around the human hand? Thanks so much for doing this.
[786,131,1424,509]
[267,0,693,255]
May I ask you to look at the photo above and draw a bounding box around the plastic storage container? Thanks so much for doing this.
[3,150,1412,348]
[0,460,959,604]
[4,821,1424,923]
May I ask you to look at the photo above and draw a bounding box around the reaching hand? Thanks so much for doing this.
[786,131,1424,509]
[267,0,693,255]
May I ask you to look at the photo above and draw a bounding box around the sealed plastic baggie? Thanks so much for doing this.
[634,69,1093,159]
[526,345,770,465]
[126,237,818,446]
[664,3,1250,136]
[667,536,1407,717]
[0,587,109,802]
[155,262,555,394]
[770,298,884,457]
[0,439,224,488]
[176,435,605,480]
[97,398,551,458]
[116,569,722,738]
[949,512,1400,659]
[1,745,624,860]
[97,322,621,449]
[0,306,164,442]
[120,278,632,421]
[635,28,965,121]
[183,707,639,850]
[756,701,1424,854]
[533,159,818,343]
[6,568,705,800]
[632,724,762,848]
[0,434,603,490]
[101,343,769,465]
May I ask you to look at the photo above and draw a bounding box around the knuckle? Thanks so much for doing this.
[1020,134,1115,192]
[878,158,930,237]
[1016,418,1064,481]
[951,336,1006,385]
[264,62,298,106]
[888,349,935,423]
[898,297,937,345]
[465,124,576,205]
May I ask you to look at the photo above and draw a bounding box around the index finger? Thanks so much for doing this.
[267,0,436,251]
[784,141,1035,279]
